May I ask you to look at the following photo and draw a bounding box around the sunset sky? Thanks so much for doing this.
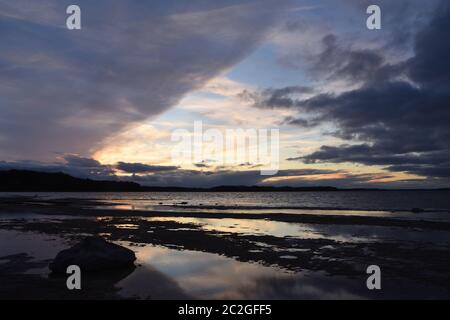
[1,0,449,188]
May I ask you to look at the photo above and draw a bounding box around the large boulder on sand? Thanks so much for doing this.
[49,237,136,274]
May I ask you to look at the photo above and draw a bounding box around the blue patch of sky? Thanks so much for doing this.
[226,43,309,89]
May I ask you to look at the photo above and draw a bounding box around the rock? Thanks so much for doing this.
[49,237,136,274]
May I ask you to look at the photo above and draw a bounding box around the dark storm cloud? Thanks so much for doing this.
[293,145,450,166]
[239,86,314,109]
[407,1,450,88]
[116,162,178,174]
[193,163,211,168]
[253,2,450,180]
[64,155,101,168]
[0,0,290,161]
[312,34,387,83]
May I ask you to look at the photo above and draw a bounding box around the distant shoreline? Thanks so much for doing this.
[1,169,449,192]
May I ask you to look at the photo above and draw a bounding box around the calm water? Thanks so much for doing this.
[2,191,450,299]
[0,230,365,299]
[2,230,447,299]
[2,190,450,212]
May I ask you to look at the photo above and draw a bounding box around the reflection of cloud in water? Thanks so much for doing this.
[116,264,191,300]
[224,274,365,300]
[114,224,139,230]
[146,217,450,245]
[145,217,375,243]
[146,217,325,239]
[2,230,449,299]
[120,244,365,300]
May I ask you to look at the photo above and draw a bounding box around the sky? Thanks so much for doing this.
[0,0,449,188]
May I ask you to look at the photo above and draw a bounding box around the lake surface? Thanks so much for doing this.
[1,191,450,299]
[2,229,448,300]
[2,190,450,211]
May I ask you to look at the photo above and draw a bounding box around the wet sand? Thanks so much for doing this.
[1,197,450,299]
